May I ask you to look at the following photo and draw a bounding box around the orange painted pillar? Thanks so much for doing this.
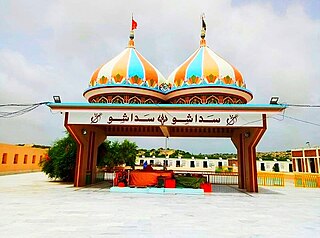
[292,158,296,172]
[232,133,245,189]
[232,115,267,193]
[65,113,106,187]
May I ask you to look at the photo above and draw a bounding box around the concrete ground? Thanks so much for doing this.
[0,172,319,238]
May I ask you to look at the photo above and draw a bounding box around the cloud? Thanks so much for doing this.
[0,0,319,152]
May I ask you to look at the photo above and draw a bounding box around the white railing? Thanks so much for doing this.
[104,172,115,181]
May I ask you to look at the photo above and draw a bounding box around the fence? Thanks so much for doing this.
[257,172,285,186]
[208,173,238,185]
[104,172,115,181]
[98,170,320,188]
[294,173,320,188]
[96,171,105,183]
[174,170,238,185]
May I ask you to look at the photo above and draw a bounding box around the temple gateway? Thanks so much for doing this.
[48,19,285,192]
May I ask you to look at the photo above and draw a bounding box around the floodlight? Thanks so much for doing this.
[53,96,61,103]
[270,96,279,105]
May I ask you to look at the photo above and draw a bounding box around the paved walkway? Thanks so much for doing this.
[0,172,319,237]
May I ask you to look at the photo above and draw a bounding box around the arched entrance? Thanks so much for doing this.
[49,103,285,192]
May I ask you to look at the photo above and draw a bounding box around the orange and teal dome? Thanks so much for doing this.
[84,17,253,105]
[84,35,166,104]
[168,39,245,89]
[89,40,165,89]
[166,27,253,104]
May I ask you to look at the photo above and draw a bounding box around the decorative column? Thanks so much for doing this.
[64,113,106,187]
[231,133,245,189]
[232,114,267,192]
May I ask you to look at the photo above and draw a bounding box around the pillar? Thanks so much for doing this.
[292,158,296,172]
[231,114,267,192]
[64,113,106,187]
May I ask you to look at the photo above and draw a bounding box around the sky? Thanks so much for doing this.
[0,0,319,153]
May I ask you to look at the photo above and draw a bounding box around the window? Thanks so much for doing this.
[260,163,265,171]
[14,154,18,164]
[289,164,293,172]
[39,155,43,163]
[24,155,28,164]
[218,161,222,167]
[190,161,195,168]
[2,153,7,164]
[139,160,144,165]
[176,161,181,167]
[32,155,36,164]
[273,163,280,172]
[150,160,154,165]
[203,161,208,168]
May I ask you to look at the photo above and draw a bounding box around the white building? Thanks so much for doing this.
[136,157,293,173]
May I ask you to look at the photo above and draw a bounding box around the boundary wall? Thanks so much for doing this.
[0,143,48,174]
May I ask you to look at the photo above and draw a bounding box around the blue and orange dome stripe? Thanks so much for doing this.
[90,44,165,89]
[169,41,245,89]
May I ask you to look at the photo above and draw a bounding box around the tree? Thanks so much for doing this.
[41,133,107,181]
[40,133,77,182]
[120,139,138,167]
[41,135,137,180]
[101,140,138,169]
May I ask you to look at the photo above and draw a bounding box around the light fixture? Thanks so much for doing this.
[270,96,279,105]
[244,132,250,138]
[53,96,61,103]
[81,129,87,135]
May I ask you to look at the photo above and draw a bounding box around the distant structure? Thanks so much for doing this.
[48,17,286,192]
[136,156,293,173]
[292,147,320,173]
[0,143,48,174]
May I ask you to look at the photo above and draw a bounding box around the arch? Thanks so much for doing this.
[223,97,234,104]
[235,99,244,104]
[98,96,108,103]
[128,96,142,104]
[189,96,202,104]
[206,95,219,104]
[111,96,125,104]
[176,98,186,104]
[144,98,155,104]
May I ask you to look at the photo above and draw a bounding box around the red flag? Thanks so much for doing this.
[131,18,137,30]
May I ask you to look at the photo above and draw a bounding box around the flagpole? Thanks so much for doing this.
[130,13,134,40]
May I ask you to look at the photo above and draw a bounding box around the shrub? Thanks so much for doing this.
[40,134,138,181]
[40,134,76,181]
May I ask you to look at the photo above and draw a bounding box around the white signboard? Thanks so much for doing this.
[68,110,264,127]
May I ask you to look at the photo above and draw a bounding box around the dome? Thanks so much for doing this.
[166,37,253,104]
[84,37,166,104]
